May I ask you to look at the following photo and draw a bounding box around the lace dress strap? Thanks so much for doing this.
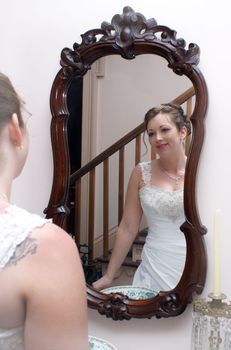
[0,204,50,270]
[139,161,152,186]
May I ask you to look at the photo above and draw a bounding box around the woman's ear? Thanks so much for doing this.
[8,113,23,147]
[181,126,187,140]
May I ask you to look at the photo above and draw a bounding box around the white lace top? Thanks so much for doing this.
[133,161,186,292]
[0,204,50,350]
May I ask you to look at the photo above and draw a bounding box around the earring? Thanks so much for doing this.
[15,142,24,150]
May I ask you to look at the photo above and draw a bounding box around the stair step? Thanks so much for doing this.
[95,229,147,267]
[134,235,146,246]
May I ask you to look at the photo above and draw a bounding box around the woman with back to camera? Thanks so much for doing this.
[93,103,191,293]
[0,72,88,350]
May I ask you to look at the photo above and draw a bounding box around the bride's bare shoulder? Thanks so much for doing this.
[5,222,78,271]
[31,222,77,259]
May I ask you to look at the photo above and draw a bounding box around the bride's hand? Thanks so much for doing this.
[92,275,113,291]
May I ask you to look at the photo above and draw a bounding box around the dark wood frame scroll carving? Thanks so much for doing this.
[45,6,208,320]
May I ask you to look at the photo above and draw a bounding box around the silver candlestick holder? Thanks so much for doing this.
[191,293,231,350]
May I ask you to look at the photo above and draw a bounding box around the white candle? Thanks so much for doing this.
[213,209,221,296]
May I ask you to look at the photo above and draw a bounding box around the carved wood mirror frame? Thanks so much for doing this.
[45,6,208,320]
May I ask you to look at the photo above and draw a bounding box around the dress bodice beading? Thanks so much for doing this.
[0,205,50,350]
[132,161,186,292]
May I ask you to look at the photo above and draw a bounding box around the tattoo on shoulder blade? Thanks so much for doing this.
[7,235,38,267]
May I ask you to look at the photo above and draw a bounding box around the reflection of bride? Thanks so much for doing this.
[93,103,191,293]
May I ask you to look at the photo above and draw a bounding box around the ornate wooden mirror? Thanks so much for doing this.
[45,6,208,320]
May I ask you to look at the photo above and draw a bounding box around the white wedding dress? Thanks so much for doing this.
[0,204,49,350]
[132,161,186,292]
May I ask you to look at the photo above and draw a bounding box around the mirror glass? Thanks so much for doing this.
[66,54,194,292]
[46,5,207,319]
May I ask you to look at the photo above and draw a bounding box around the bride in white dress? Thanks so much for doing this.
[93,103,191,293]
[0,73,88,350]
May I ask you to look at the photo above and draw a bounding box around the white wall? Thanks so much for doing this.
[97,55,191,151]
[1,0,231,349]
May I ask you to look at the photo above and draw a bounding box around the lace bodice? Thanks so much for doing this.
[133,161,186,291]
[0,205,49,270]
[139,161,184,223]
[0,204,50,350]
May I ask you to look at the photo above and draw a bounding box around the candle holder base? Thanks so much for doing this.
[208,292,227,300]
[193,293,231,317]
[208,292,227,309]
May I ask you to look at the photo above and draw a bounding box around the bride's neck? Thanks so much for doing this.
[158,154,186,173]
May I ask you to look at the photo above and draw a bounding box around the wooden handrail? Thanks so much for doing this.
[171,86,195,105]
[70,86,195,184]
